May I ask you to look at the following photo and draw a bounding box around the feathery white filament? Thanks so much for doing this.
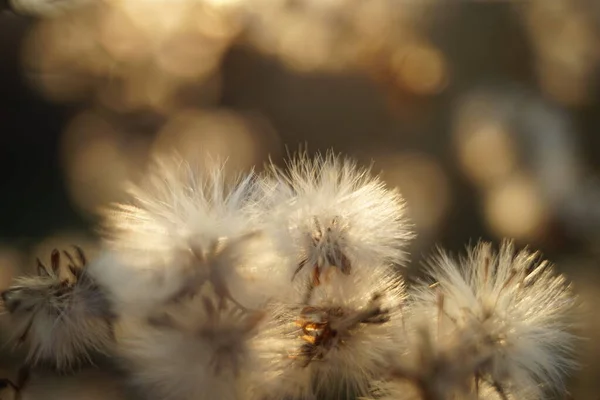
[250,266,406,400]
[408,240,577,398]
[259,151,413,294]
[93,156,286,315]
[115,279,272,400]
[1,249,113,370]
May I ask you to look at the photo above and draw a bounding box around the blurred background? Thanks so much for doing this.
[0,0,599,398]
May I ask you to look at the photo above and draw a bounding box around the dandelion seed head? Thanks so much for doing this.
[103,156,256,266]
[251,267,406,399]
[96,154,285,314]
[411,240,578,397]
[116,284,266,400]
[260,151,413,290]
[384,311,488,400]
[0,248,113,370]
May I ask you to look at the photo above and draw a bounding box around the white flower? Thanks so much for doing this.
[115,284,266,400]
[94,155,287,316]
[0,247,114,370]
[379,312,508,400]
[258,151,413,297]
[250,266,406,400]
[407,240,578,399]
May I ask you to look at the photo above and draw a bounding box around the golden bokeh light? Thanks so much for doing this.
[453,90,522,190]
[352,0,395,40]
[23,0,238,113]
[99,67,180,113]
[484,173,549,241]
[203,0,245,7]
[243,0,433,75]
[60,111,148,215]
[276,20,339,72]
[97,6,152,64]
[455,123,517,188]
[22,13,102,102]
[19,0,441,123]
[523,0,600,106]
[377,152,450,236]
[153,109,281,175]
[154,31,222,79]
[392,44,448,95]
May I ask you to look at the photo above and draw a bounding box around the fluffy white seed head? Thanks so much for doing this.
[408,240,578,398]
[381,310,499,400]
[115,284,266,400]
[250,266,406,400]
[258,151,413,292]
[0,248,114,370]
[94,155,286,315]
[104,157,255,260]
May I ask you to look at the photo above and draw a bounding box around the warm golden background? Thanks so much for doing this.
[0,1,599,398]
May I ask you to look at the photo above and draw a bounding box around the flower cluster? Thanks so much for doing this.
[0,151,578,400]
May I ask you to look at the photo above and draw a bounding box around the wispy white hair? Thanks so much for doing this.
[115,284,266,400]
[258,151,413,291]
[0,249,114,370]
[93,155,286,316]
[408,240,578,398]
[250,266,406,400]
[379,310,510,400]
